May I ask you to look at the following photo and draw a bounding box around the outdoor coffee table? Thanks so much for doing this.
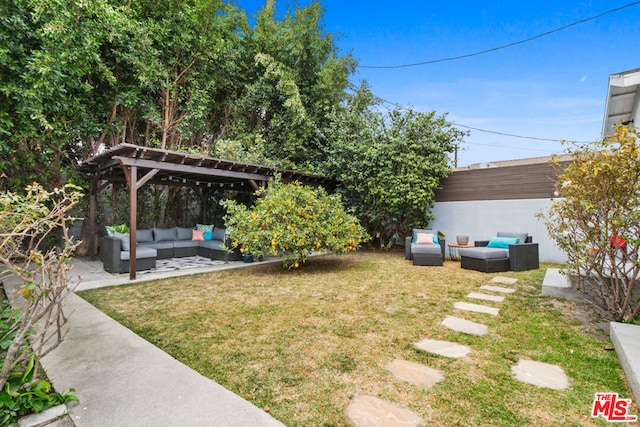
[448,243,474,261]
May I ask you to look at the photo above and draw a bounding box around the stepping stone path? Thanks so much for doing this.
[490,276,518,285]
[385,359,445,388]
[466,292,505,303]
[480,284,516,294]
[442,315,488,336]
[511,359,570,390]
[346,274,571,423]
[454,301,499,316]
[414,338,472,358]
[346,395,422,427]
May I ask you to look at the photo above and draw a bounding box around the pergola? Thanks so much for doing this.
[78,143,335,279]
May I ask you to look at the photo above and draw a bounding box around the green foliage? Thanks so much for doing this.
[0,301,77,425]
[323,85,466,246]
[541,125,640,321]
[222,178,369,268]
[105,224,130,236]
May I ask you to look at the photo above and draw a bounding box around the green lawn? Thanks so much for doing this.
[79,251,635,426]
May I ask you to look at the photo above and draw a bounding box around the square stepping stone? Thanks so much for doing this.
[346,395,422,427]
[385,359,444,388]
[442,315,488,336]
[491,276,518,285]
[454,301,499,316]
[511,359,570,390]
[414,338,471,358]
[467,292,505,303]
[480,285,516,294]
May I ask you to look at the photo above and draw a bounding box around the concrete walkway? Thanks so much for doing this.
[4,257,285,427]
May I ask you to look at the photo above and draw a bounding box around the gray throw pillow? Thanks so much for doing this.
[113,231,130,251]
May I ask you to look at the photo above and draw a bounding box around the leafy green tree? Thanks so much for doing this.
[542,125,640,321]
[227,0,356,169]
[323,85,466,246]
[222,178,369,269]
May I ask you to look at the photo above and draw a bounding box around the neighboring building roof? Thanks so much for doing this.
[602,68,640,137]
[456,153,573,171]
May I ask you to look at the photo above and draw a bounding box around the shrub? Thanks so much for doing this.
[542,126,640,321]
[222,178,369,268]
[0,183,82,423]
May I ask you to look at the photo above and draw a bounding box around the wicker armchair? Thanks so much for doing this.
[405,229,446,266]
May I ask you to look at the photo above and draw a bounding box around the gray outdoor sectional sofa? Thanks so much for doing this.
[101,226,242,274]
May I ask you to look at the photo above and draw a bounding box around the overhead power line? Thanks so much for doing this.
[358,1,640,69]
[374,95,594,144]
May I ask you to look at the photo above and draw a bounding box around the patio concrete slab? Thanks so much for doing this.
[610,322,640,405]
[414,338,472,358]
[480,285,516,294]
[541,268,585,301]
[511,359,570,390]
[384,359,444,389]
[466,292,505,303]
[442,316,488,336]
[346,395,422,427]
[490,276,518,285]
[454,301,499,316]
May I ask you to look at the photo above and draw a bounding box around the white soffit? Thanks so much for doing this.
[602,68,640,137]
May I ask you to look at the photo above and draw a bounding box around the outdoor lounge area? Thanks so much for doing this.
[79,143,335,279]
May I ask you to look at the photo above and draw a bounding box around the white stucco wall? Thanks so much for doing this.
[429,199,567,263]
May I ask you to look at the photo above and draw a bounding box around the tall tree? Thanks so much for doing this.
[323,84,466,246]
[227,0,355,169]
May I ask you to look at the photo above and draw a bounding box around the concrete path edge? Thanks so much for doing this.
[610,322,640,405]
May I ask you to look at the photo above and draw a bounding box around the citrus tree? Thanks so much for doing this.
[542,125,640,321]
[222,178,369,269]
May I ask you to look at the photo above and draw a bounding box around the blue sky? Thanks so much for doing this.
[236,1,640,166]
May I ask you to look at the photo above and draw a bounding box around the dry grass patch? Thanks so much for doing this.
[80,251,633,426]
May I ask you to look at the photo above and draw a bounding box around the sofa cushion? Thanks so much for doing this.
[173,240,199,249]
[204,231,213,240]
[139,241,174,251]
[137,229,154,243]
[153,227,176,242]
[175,227,193,241]
[120,247,157,261]
[411,243,441,255]
[487,236,519,248]
[196,224,214,232]
[415,233,434,245]
[497,231,528,245]
[192,229,205,241]
[198,240,226,251]
[459,247,508,260]
[113,231,130,251]
[212,227,226,242]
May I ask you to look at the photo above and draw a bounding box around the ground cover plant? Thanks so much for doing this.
[79,252,634,426]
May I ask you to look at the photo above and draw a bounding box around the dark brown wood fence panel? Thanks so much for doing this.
[435,161,570,202]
